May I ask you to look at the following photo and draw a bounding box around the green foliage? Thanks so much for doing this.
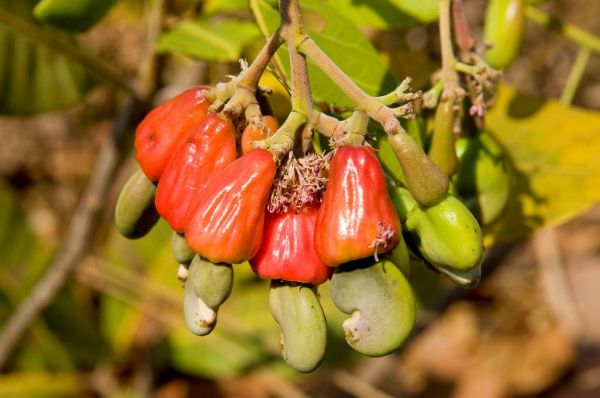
[329,0,439,28]
[0,1,96,115]
[33,0,117,32]
[485,84,600,242]
[157,18,260,62]
[251,0,396,107]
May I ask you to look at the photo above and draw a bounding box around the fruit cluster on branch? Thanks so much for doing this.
[114,0,516,372]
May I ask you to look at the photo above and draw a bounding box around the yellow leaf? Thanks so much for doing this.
[485,84,600,242]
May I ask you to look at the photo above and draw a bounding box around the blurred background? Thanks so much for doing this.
[0,0,599,397]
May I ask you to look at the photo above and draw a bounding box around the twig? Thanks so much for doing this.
[250,0,290,86]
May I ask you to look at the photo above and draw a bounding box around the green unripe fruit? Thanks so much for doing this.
[389,185,483,287]
[269,281,327,373]
[454,132,512,226]
[114,170,159,239]
[483,0,524,69]
[171,232,195,265]
[183,256,233,336]
[33,0,117,32]
[187,256,233,310]
[389,131,449,206]
[331,259,415,356]
[388,235,410,276]
[428,99,458,176]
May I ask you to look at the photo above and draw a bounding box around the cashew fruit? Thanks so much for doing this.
[114,170,159,239]
[269,281,327,373]
[331,259,415,356]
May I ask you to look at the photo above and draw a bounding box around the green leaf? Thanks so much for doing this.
[485,84,600,242]
[157,18,260,62]
[251,0,397,107]
[203,0,250,15]
[0,2,97,115]
[33,0,117,33]
[325,0,439,28]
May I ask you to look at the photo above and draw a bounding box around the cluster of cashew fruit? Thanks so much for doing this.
[114,0,514,373]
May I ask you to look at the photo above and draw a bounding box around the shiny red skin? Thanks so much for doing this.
[155,113,236,232]
[185,149,277,264]
[314,146,401,267]
[250,205,332,285]
[135,86,210,181]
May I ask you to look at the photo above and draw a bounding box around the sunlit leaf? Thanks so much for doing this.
[327,0,439,28]
[203,0,250,15]
[157,18,260,62]
[485,84,600,242]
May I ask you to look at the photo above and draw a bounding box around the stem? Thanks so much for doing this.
[250,0,289,85]
[559,46,590,106]
[288,47,312,117]
[0,7,142,100]
[375,77,420,106]
[217,31,284,119]
[313,111,347,139]
[342,111,369,146]
[282,0,313,152]
[525,5,600,53]
[439,0,460,98]
[238,31,285,90]
[298,38,402,135]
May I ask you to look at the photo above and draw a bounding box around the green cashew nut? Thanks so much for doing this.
[114,170,159,239]
[389,185,483,287]
[183,255,234,336]
[187,255,233,309]
[183,281,217,336]
[331,260,416,357]
[269,281,327,373]
[172,232,195,265]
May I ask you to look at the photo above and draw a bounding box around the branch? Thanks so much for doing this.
[297,38,403,135]
[250,0,289,86]
[439,0,460,97]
